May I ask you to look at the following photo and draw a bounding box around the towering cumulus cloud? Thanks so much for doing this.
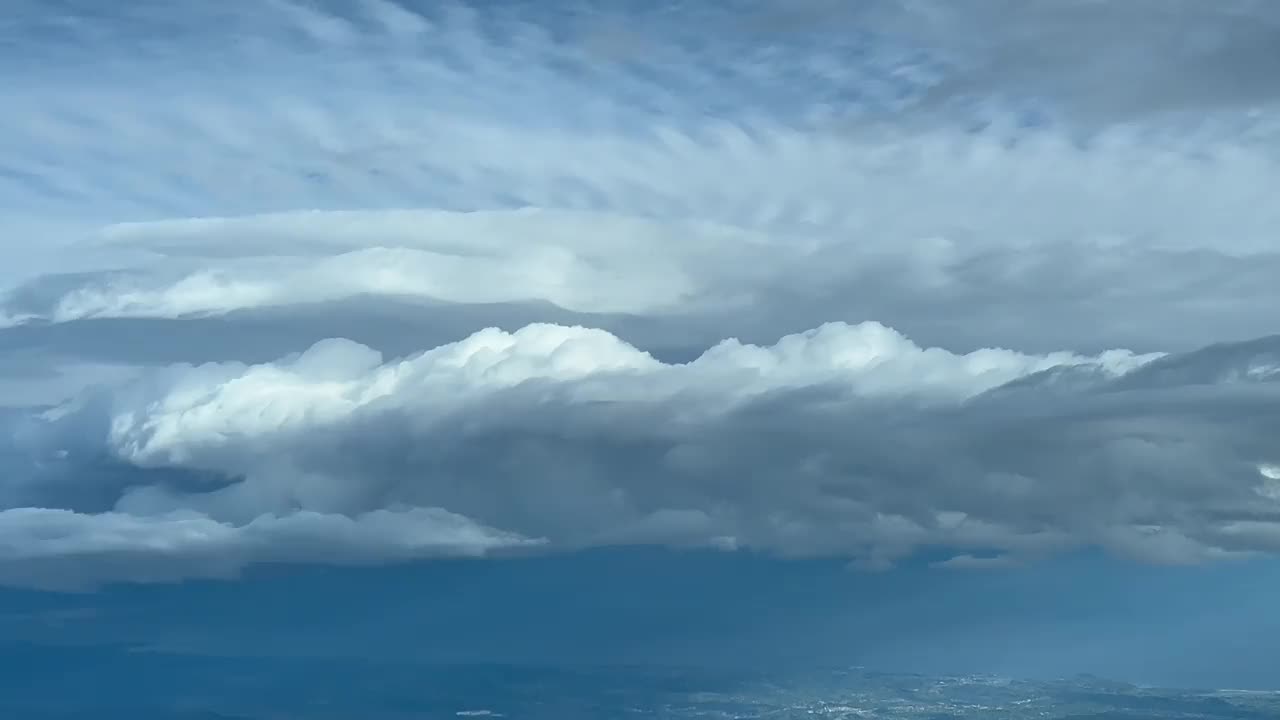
[1,0,1279,589]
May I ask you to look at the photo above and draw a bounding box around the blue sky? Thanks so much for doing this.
[2,0,1280,690]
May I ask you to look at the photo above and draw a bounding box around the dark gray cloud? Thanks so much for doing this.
[743,0,1280,122]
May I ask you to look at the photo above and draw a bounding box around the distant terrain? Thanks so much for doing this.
[3,643,1278,719]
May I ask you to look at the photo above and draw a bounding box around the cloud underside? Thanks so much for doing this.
[2,319,1279,589]
[2,0,1280,589]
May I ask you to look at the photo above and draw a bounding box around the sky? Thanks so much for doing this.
[2,0,1280,690]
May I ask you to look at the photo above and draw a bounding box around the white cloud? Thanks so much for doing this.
[96,322,1152,471]
[4,321,1279,587]
[0,506,539,591]
[931,554,1021,571]
[7,134,1280,351]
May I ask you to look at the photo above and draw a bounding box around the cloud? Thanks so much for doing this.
[5,1,1279,230]
[2,1,1280,589]
[4,1,1280,358]
[7,123,1280,353]
[748,0,1280,121]
[930,553,1022,571]
[0,506,538,591]
[3,320,1279,588]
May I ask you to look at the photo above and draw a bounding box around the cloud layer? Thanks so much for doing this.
[2,0,1279,587]
[6,320,1280,588]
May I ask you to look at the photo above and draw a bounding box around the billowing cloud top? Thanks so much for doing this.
[1,0,1279,589]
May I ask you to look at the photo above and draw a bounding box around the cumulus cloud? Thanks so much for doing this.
[2,1,1279,587]
[4,320,1280,588]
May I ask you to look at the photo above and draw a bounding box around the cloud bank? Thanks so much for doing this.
[6,321,1280,589]
[2,0,1279,588]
